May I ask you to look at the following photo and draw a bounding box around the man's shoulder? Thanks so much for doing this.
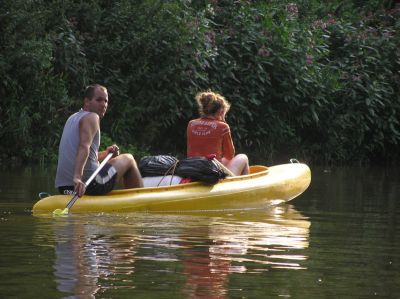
[68,110,96,120]
[78,112,100,130]
[80,111,99,121]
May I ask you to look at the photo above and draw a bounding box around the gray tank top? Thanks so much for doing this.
[55,110,100,188]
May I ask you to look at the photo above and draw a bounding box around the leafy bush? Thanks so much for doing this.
[0,0,399,166]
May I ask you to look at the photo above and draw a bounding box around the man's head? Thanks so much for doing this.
[83,84,108,118]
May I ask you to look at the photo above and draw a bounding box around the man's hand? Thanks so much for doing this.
[106,144,120,157]
[73,177,86,197]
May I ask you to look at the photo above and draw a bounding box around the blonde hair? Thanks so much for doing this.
[195,90,231,117]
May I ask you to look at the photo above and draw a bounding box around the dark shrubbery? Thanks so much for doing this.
[0,0,399,165]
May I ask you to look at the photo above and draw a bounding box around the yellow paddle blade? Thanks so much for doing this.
[53,208,69,216]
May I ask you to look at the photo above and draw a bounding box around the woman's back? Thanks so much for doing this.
[186,90,249,175]
[187,117,234,161]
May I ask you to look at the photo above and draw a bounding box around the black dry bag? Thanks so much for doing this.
[176,156,227,184]
[139,155,178,177]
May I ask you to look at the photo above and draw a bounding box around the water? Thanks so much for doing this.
[0,164,399,298]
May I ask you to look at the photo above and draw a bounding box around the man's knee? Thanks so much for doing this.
[110,153,135,172]
[121,153,133,160]
[120,153,137,166]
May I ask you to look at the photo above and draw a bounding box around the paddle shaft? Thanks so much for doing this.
[65,152,114,209]
[213,158,235,177]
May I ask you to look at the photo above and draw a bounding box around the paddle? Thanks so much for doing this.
[53,152,114,216]
[206,154,235,177]
[213,159,235,177]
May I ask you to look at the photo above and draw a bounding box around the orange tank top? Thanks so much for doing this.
[186,117,235,161]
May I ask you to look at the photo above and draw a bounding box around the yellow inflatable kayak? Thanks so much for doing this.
[32,163,311,214]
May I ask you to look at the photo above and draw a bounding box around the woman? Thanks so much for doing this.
[187,91,249,176]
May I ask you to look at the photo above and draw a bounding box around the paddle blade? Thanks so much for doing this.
[53,208,69,216]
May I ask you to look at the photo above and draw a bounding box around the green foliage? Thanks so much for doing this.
[100,133,150,160]
[195,0,400,164]
[0,0,399,166]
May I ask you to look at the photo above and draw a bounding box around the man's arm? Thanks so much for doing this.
[73,113,100,196]
[98,144,119,162]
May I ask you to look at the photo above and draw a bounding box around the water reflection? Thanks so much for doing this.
[37,205,310,298]
[51,218,141,298]
[179,206,310,298]
[207,209,310,271]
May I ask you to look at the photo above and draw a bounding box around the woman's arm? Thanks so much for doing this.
[221,124,235,160]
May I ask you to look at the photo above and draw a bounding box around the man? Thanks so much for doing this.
[55,84,143,196]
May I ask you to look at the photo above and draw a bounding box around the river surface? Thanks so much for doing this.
[0,164,399,299]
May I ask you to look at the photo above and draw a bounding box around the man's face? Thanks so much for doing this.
[85,87,108,118]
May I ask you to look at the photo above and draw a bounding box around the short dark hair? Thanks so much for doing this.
[84,84,107,99]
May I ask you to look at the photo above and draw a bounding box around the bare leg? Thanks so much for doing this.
[222,154,249,176]
[109,153,144,188]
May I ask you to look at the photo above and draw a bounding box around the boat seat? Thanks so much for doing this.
[249,165,269,174]
[143,175,183,187]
